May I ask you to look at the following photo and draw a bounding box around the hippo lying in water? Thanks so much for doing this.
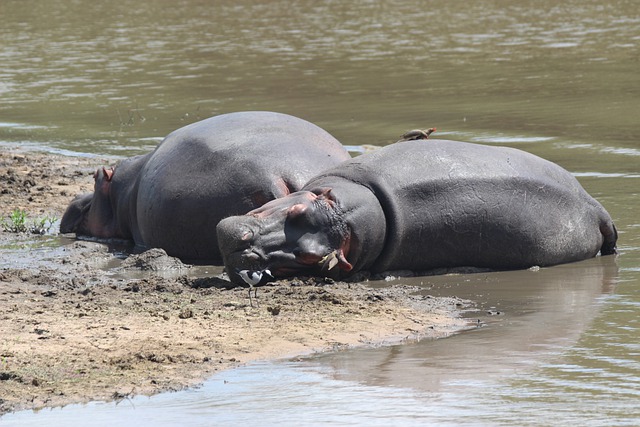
[217,139,618,284]
[60,111,350,261]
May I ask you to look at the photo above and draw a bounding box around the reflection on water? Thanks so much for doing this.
[1,0,639,424]
[310,257,640,425]
[329,257,619,389]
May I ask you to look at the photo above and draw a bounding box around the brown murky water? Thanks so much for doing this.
[1,0,638,424]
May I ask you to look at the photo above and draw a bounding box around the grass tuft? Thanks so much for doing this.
[1,209,57,234]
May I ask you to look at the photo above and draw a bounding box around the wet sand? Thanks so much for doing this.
[0,148,470,415]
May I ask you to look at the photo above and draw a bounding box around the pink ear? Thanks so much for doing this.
[317,188,334,200]
[315,188,336,207]
[287,203,307,219]
[103,167,114,182]
[95,167,114,196]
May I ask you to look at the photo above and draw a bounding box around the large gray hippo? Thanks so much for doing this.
[60,111,351,261]
[217,139,618,284]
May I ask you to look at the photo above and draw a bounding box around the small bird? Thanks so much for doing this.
[397,127,437,143]
[319,250,339,271]
[236,269,274,308]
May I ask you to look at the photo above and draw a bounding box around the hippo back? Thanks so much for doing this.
[304,140,615,272]
[137,111,350,260]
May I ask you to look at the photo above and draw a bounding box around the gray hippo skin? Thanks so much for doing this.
[60,111,351,261]
[217,139,618,284]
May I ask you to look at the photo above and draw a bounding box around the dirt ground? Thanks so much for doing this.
[0,148,472,416]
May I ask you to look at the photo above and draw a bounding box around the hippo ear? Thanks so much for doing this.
[287,204,308,219]
[103,166,114,182]
[94,166,114,182]
[318,188,334,200]
[316,188,336,206]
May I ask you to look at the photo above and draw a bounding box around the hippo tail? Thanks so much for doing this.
[599,219,618,256]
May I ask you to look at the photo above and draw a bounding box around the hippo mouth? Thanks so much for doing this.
[270,257,330,277]
[226,248,346,284]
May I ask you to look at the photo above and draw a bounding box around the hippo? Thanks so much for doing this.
[217,139,618,284]
[60,111,351,261]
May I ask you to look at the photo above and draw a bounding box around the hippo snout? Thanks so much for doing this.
[60,193,93,234]
[217,217,254,254]
[217,216,265,284]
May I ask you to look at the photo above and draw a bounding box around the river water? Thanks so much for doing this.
[1,0,638,425]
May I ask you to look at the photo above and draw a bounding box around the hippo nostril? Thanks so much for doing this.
[241,230,254,241]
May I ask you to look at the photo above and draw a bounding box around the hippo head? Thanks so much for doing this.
[60,166,121,238]
[217,189,355,285]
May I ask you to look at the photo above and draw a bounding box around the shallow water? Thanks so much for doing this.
[1,0,639,425]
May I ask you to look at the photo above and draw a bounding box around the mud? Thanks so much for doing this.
[0,148,471,415]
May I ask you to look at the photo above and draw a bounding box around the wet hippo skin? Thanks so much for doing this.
[217,139,617,284]
[60,111,351,261]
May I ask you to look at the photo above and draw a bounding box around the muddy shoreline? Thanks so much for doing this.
[0,148,471,416]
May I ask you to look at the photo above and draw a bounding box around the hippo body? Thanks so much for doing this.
[217,140,617,284]
[60,111,351,261]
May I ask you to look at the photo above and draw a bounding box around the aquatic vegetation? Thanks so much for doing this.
[1,209,57,235]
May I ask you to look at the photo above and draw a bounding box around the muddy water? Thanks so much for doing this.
[1,0,639,425]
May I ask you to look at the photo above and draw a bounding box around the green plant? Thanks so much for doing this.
[1,209,28,233]
[1,209,57,234]
[30,215,58,235]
